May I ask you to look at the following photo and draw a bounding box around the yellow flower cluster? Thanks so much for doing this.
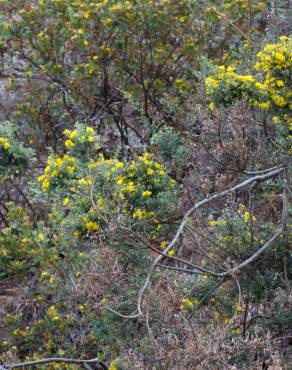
[255,36,291,71]
[206,37,292,153]
[206,65,255,90]
[110,1,132,13]
[206,37,291,110]
[209,219,227,227]
[133,209,155,219]
[109,359,119,370]
[12,326,31,337]
[38,154,77,192]
[0,136,10,150]
[179,297,199,311]
[79,153,173,235]
[82,215,100,232]
[63,126,99,148]
[47,305,60,322]
[252,37,291,112]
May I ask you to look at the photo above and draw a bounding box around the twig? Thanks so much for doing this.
[191,0,256,45]
[106,307,140,319]
[157,263,205,275]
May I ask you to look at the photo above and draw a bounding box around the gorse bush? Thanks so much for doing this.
[0,0,266,149]
[0,1,291,369]
[37,123,177,240]
[206,36,292,153]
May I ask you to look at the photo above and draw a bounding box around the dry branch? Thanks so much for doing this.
[1,357,108,370]
[137,167,284,316]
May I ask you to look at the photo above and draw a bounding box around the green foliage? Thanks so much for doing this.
[0,122,35,177]
[150,126,189,169]
[0,0,266,148]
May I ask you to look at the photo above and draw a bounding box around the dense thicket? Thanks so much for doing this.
[0,1,291,369]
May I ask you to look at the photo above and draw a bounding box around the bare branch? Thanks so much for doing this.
[221,227,282,277]
[3,357,108,370]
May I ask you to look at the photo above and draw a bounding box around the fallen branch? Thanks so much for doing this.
[2,357,108,370]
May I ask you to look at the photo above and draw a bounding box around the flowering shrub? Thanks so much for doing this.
[37,123,177,239]
[0,0,266,149]
[205,36,292,152]
[0,1,291,369]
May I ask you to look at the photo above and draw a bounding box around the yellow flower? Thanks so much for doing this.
[85,221,100,232]
[86,126,95,134]
[243,211,249,222]
[142,190,152,197]
[115,161,124,169]
[109,359,119,370]
[87,135,94,142]
[79,177,92,186]
[1,248,8,257]
[63,197,70,206]
[209,220,218,227]
[36,233,44,243]
[133,209,147,219]
[102,18,113,26]
[254,61,261,70]
[65,139,75,147]
[66,165,76,175]
[125,181,135,192]
[258,101,271,109]
[42,179,50,191]
[3,142,10,150]
[279,35,288,42]
[116,176,125,185]
[272,94,286,107]
[69,130,78,139]
[236,303,244,312]
[160,241,168,249]
[167,249,175,256]
[273,116,280,124]
[209,101,215,111]
[147,168,154,175]
[181,298,193,307]
[100,45,111,53]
